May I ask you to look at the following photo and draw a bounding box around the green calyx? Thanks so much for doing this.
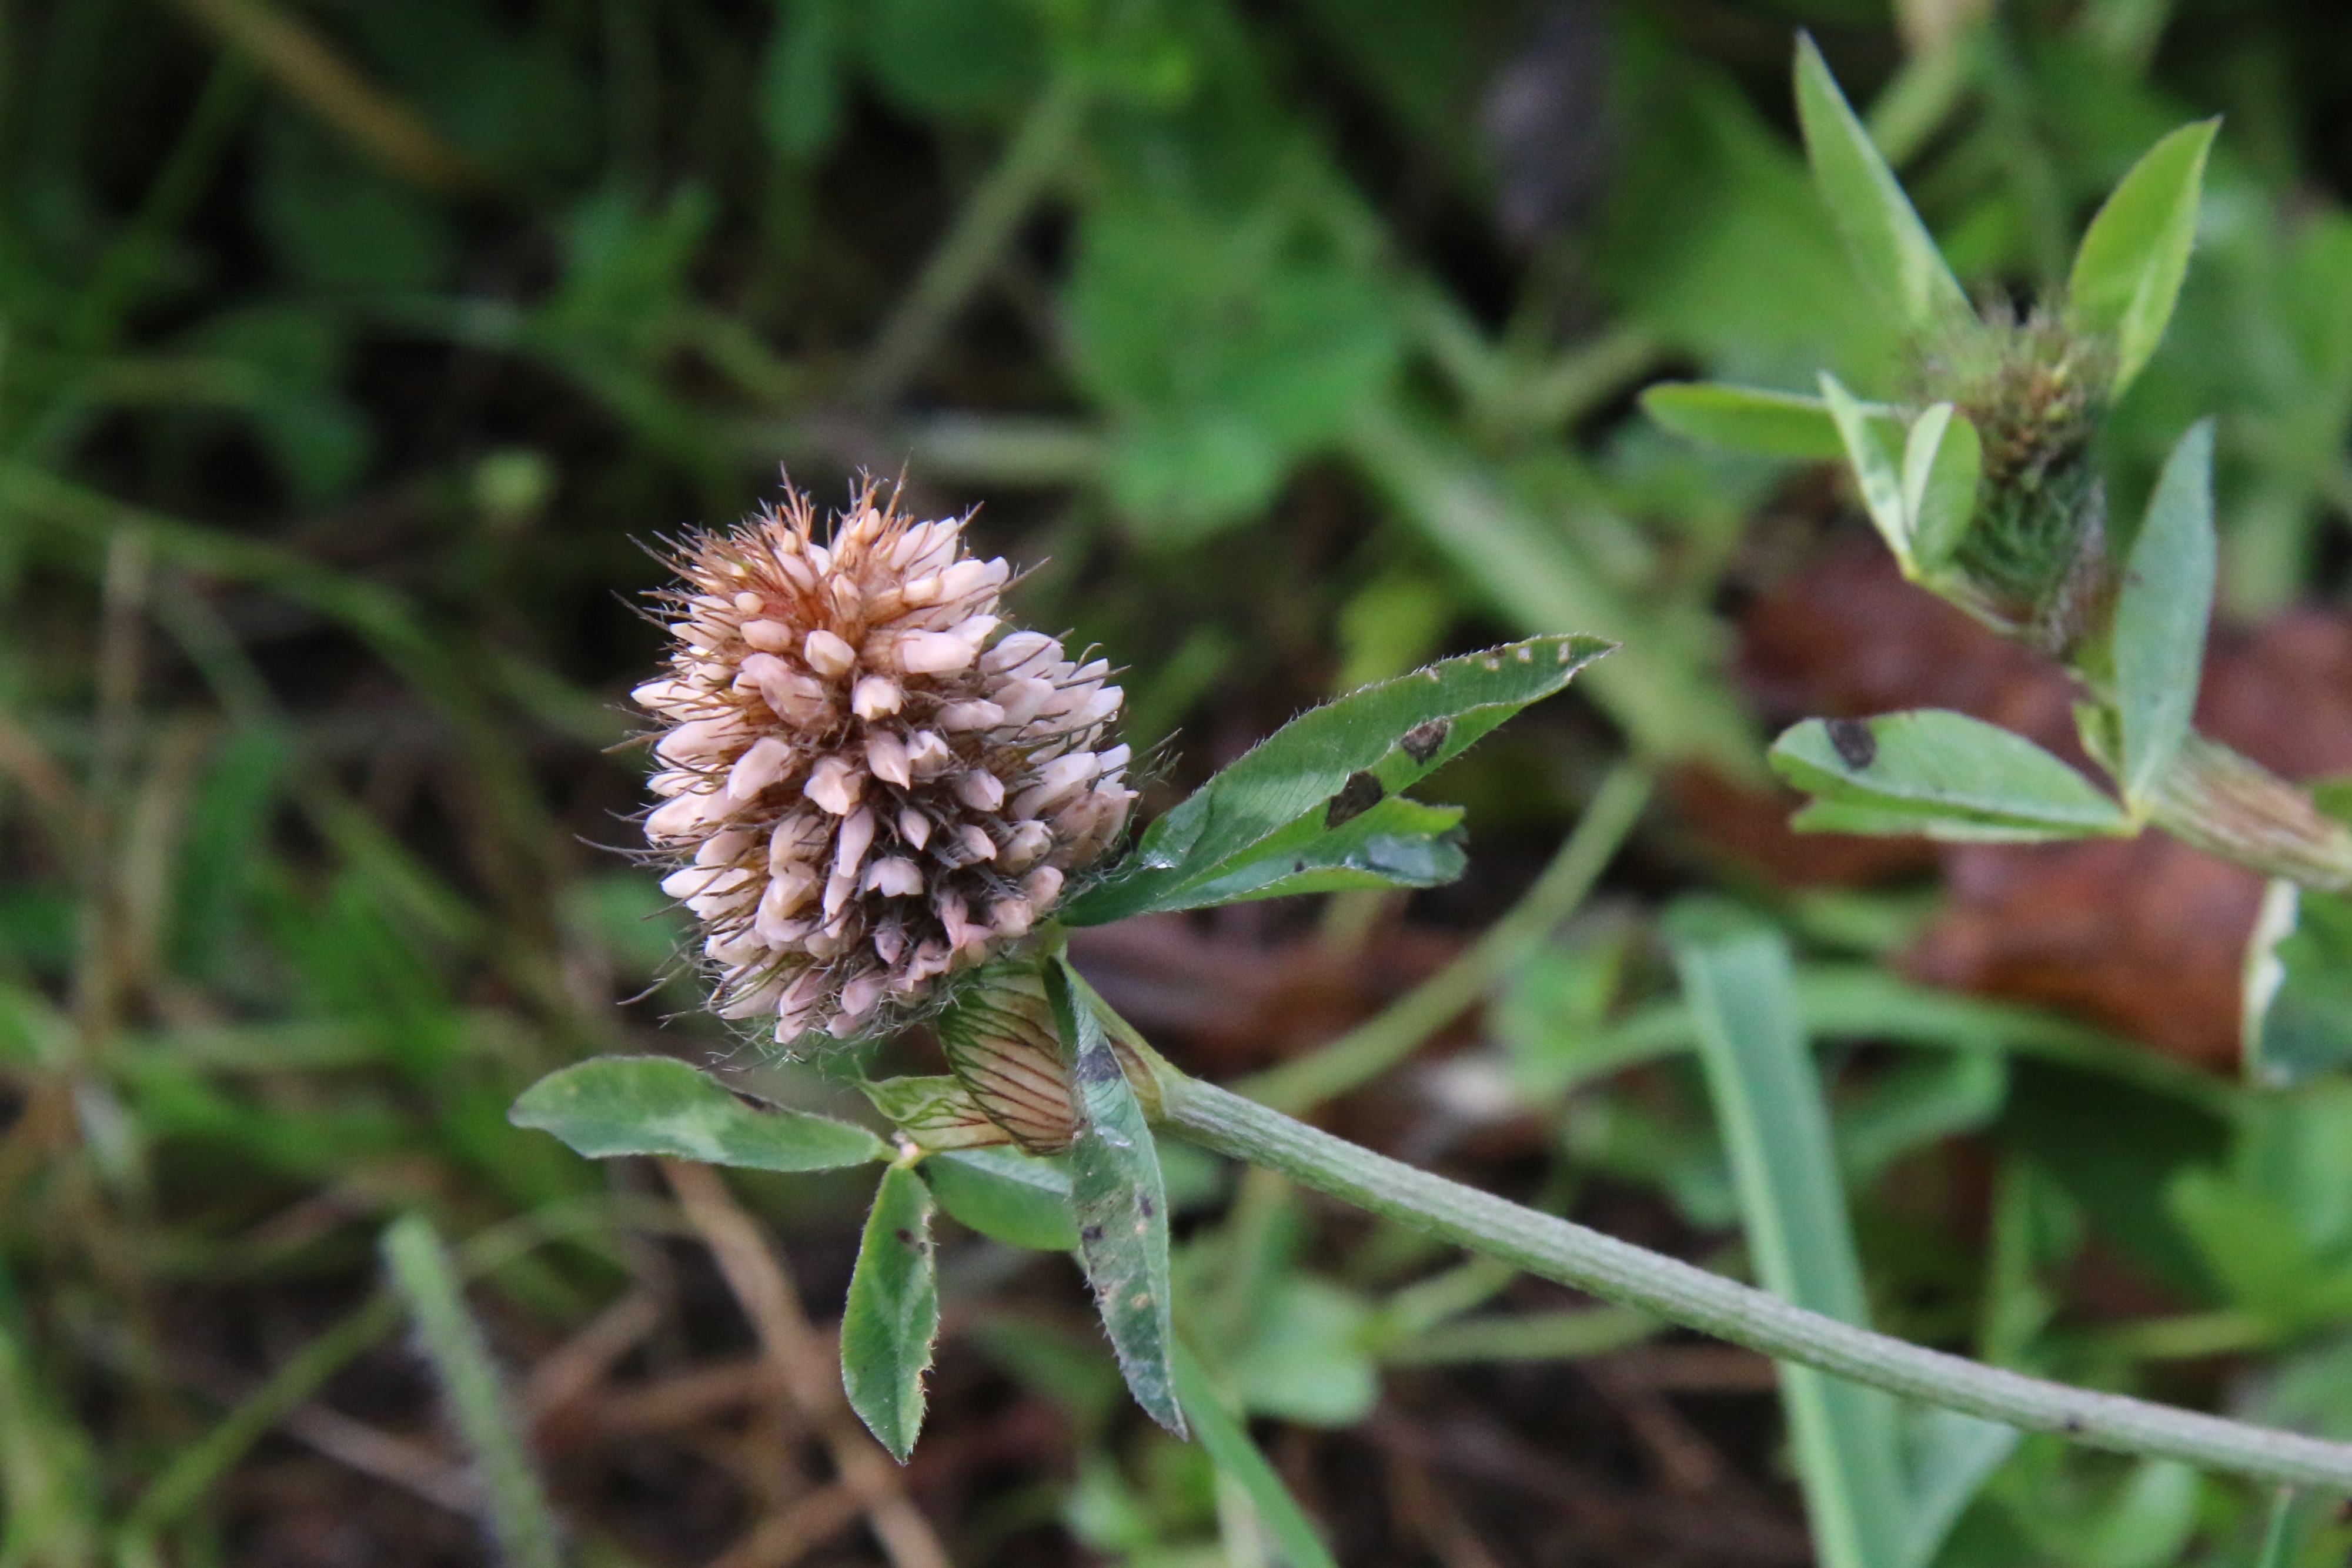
[1920,310,2113,651]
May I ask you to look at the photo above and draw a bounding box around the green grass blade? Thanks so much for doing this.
[380,1213,563,1568]
[1794,34,1972,332]
[1172,1342,1339,1568]
[2254,1486,2299,1568]
[1668,906,1909,1568]
[1900,1407,2017,1568]
[118,1293,406,1552]
[841,1161,941,1460]
[0,1296,102,1568]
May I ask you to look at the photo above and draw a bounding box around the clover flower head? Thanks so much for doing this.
[635,484,1132,1043]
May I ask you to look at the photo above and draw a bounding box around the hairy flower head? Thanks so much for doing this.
[636,485,1132,1043]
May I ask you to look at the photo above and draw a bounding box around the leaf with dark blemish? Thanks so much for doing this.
[1401,718,1451,763]
[841,1162,938,1460]
[1060,634,1612,925]
[1826,717,1877,770]
[1047,957,1184,1436]
[1324,771,1384,828]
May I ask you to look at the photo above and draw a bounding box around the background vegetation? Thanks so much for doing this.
[8,0,2352,1563]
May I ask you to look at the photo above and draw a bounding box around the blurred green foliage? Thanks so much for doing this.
[7,0,2352,1562]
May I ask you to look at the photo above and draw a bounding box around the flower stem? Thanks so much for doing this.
[1155,1072,2352,1492]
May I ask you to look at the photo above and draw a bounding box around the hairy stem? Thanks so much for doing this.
[1155,1072,2352,1492]
[2149,734,2352,893]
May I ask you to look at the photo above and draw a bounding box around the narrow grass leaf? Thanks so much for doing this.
[841,1161,941,1460]
[2078,1459,2199,1568]
[1900,403,1981,576]
[1795,34,1972,332]
[2067,119,2221,397]
[1062,635,1611,925]
[2243,881,2352,1088]
[1771,709,2132,840]
[1048,957,1184,1435]
[510,1055,888,1171]
[2254,1487,2300,1568]
[380,1213,562,1568]
[1900,1407,2019,1568]
[0,1295,102,1568]
[2113,420,2216,810]
[922,1146,1078,1251]
[1668,907,1909,1568]
[1641,382,1862,459]
[1821,372,1915,571]
[1174,1342,1339,1568]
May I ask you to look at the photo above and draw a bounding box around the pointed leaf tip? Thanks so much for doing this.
[841,1161,940,1460]
[1794,33,1972,333]
[2068,119,2220,397]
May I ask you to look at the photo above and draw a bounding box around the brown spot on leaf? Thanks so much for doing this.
[1325,771,1384,828]
[1826,717,1876,769]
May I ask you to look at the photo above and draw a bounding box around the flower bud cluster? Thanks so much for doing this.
[636,487,1133,1043]
[1926,309,2112,652]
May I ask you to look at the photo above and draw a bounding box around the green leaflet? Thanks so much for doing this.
[1771,710,2132,841]
[1641,382,1870,459]
[1173,1342,1339,1568]
[1900,402,1982,577]
[1061,636,1610,925]
[2067,119,2221,397]
[1140,794,1466,911]
[923,1146,1078,1251]
[1793,34,1972,333]
[841,1161,941,1460]
[2244,881,2352,1089]
[1048,957,1184,1435]
[2112,420,2216,811]
[1821,371,1915,571]
[509,1056,888,1171]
